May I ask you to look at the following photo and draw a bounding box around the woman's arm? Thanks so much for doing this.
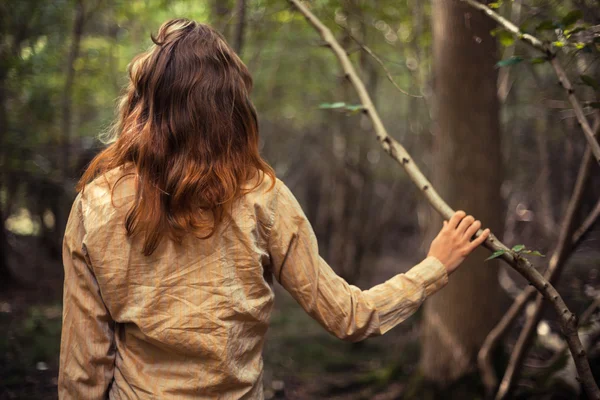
[267,180,488,342]
[58,194,116,399]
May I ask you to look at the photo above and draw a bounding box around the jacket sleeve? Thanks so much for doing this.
[267,180,449,342]
[58,193,116,399]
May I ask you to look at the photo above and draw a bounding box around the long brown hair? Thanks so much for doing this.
[78,18,275,256]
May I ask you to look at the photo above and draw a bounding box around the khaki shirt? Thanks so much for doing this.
[59,167,448,399]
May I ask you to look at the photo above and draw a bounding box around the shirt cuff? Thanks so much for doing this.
[405,256,449,297]
[365,256,449,335]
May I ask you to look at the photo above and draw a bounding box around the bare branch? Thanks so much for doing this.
[341,29,422,98]
[460,0,546,52]
[537,297,600,394]
[573,197,600,245]
[460,0,600,166]
[479,193,600,395]
[570,25,600,45]
[496,118,599,400]
[287,1,600,398]
[478,287,535,395]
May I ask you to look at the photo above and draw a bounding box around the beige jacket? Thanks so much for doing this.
[59,167,448,399]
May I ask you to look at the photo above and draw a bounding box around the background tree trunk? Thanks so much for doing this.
[212,0,233,41]
[233,0,247,55]
[420,0,506,383]
[0,48,13,286]
[61,0,85,177]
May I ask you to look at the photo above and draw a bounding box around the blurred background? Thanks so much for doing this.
[1,0,600,399]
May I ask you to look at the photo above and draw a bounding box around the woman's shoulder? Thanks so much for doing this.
[79,164,136,207]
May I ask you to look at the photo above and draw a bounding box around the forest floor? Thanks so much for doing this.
[1,238,600,400]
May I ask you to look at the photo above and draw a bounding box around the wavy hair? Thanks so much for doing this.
[78,18,275,256]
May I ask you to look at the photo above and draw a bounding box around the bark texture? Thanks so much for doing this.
[420,0,505,383]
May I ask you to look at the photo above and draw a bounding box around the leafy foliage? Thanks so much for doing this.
[485,245,545,261]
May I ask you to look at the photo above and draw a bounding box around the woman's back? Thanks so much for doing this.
[61,166,279,398]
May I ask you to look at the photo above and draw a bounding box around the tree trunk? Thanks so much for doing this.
[61,0,85,177]
[233,0,247,56]
[212,0,232,40]
[420,0,506,383]
[0,51,13,286]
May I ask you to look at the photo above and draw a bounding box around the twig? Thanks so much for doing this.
[573,196,600,243]
[461,0,600,166]
[478,193,600,395]
[539,297,600,393]
[287,1,600,398]
[342,30,422,98]
[580,297,600,327]
[478,287,535,395]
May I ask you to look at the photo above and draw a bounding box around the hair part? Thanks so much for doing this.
[79,18,275,256]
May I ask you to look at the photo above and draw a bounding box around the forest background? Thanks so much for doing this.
[2,0,600,398]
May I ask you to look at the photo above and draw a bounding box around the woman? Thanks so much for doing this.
[59,19,489,399]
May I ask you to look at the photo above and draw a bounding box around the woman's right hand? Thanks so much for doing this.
[427,210,490,276]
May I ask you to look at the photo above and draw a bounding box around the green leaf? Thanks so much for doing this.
[561,10,583,28]
[488,1,502,9]
[512,244,525,252]
[552,41,566,48]
[497,31,515,47]
[319,102,346,109]
[536,20,556,31]
[574,42,586,50]
[486,250,506,261]
[581,75,600,90]
[529,250,545,257]
[529,57,548,65]
[496,56,524,68]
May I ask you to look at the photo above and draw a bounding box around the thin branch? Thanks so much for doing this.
[341,29,422,98]
[539,297,600,393]
[287,1,600,398]
[573,196,600,244]
[580,297,600,327]
[478,287,535,395]
[479,192,600,395]
[570,24,600,45]
[461,0,600,166]
[460,0,546,52]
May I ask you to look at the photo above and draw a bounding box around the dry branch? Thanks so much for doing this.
[342,30,421,98]
[496,140,597,400]
[460,0,600,166]
[478,287,535,395]
[479,193,600,396]
[480,116,600,398]
[287,1,600,398]
[539,297,600,394]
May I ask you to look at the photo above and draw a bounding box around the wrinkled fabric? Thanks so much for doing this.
[59,166,448,399]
